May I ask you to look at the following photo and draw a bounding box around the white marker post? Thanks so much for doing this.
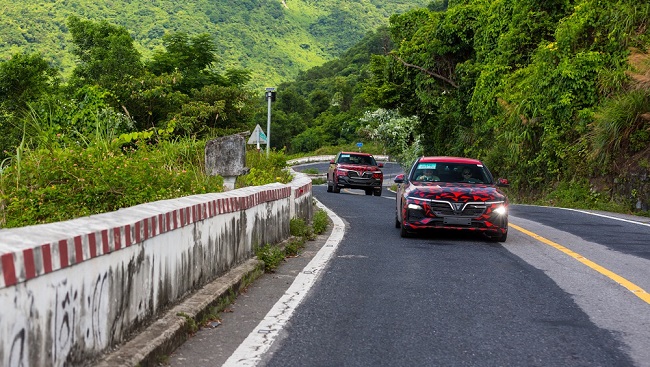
[265,87,276,157]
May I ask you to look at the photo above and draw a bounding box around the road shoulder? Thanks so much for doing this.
[165,213,337,366]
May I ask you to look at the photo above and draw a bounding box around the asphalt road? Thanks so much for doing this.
[166,162,650,367]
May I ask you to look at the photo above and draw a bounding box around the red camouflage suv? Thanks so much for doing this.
[327,152,384,196]
[394,156,509,241]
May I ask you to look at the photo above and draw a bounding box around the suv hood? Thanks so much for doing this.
[407,182,506,202]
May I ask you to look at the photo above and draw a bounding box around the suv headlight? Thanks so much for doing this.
[490,202,507,215]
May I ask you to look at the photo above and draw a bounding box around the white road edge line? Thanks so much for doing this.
[562,207,650,227]
[516,204,650,227]
[222,199,346,367]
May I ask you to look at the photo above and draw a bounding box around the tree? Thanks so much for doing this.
[0,53,59,113]
[189,84,257,134]
[0,53,59,159]
[119,71,189,131]
[225,68,253,87]
[276,88,313,119]
[147,32,221,93]
[428,0,449,12]
[258,110,307,152]
[67,16,144,92]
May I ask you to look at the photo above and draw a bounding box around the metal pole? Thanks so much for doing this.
[266,94,271,157]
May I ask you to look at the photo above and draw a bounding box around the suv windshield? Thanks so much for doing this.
[411,162,491,184]
[337,154,376,166]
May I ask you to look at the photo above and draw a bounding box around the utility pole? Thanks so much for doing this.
[265,87,276,157]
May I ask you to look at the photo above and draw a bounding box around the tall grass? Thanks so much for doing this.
[0,105,221,228]
[0,121,299,228]
[588,89,650,166]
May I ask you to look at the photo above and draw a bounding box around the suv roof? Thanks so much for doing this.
[418,156,482,165]
[340,151,374,157]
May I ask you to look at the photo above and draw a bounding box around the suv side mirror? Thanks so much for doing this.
[496,178,509,187]
[329,159,335,164]
[394,173,405,184]
[378,163,384,168]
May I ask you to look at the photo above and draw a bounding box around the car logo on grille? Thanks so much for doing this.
[452,203,464,212]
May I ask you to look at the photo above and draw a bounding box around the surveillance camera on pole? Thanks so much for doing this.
[265,87,276,157]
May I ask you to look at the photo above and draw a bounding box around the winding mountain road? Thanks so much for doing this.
[168,161,650,367]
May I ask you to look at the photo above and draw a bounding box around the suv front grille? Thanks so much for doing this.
[429,201,454,216]
[463,204,487,217]
[427,200,487,217]
[348,171,374,178]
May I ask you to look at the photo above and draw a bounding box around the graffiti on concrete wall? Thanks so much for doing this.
[89,272,109,350]
[52,270,111,366]
[8,323,27,367]
[53,279,78,364]
[2,268,113,367]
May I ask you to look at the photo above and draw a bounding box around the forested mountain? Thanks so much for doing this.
[0,0,429,87]
[2,0,650,228]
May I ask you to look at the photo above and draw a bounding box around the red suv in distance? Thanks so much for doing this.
[327,152,384,196]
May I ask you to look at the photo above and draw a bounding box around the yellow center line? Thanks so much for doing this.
[509,223,650,305]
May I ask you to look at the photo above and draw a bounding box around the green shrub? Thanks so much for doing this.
[284,237,305,257]
[0,138,297,228]
[302,168,319,174]
[255,244,285,272]
[0,138,224,228]
[237,148,293,187]
[542,180,628,212]
[290,217,314,240]
[312,209,329,235]
[312,142,386,156]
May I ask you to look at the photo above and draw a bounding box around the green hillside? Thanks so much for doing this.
[2,0,650,227]
[0,0,429,87]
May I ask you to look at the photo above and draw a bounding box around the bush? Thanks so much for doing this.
[312,209,329,235]
[0,139,297,228]
[237,148,293,187]
[542,180,628,212]
[255,244,285,272]
[0,138,224,228]
[290,217,314,240]
[284,237,305,257]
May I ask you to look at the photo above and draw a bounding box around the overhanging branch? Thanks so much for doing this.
[390,53,458,88]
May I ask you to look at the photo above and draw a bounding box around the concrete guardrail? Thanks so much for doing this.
[0,168,312,367]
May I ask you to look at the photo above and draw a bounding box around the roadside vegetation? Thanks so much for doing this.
[255,209,330,272]
[0,138,291,228]
[274,1,650,215]
[0,16,290,229]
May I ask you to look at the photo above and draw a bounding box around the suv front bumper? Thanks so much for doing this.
[336,176,383,189]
